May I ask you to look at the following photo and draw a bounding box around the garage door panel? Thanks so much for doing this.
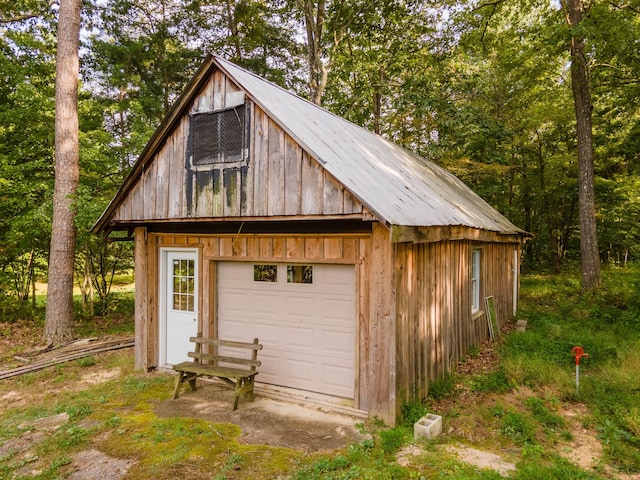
[285,295,316,317]
[217,262,355,398]
[287,325,315,348]
[323,330,354,355]
[252,293,280,315]
[218,291,247,314]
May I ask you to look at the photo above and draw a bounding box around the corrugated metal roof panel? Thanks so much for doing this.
[215,56,523,234]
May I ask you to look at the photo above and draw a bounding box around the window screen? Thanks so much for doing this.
[191,106,245,166]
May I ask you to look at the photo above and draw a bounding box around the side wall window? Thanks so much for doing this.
[471,249,481,313]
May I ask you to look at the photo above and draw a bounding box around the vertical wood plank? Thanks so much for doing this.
[301,152,323,214]
[357,237,370,411]
[154,146,167,218]
[167,122,183,218]
[253,108,269,215]
[342,238,358,262]
[343,189,362,214]
[323,172,345,215]
[134,227,148,370]
[268,119,285,215]
[368,223,396,425]
[232,237,247,257]
[272,237,285,258]
[195,170,214,218]
[259,237,273,258]
[223,169,241,217]
[286,238,304,259]
[323,238,343,259]
[213,70,224,110]
[220,237,233,257]
[304,237,322,260]
[246,237,260,257]
[284,134,302,216]
[241,103,256,216]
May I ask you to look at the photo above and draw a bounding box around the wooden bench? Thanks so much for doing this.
[172,335,262,410]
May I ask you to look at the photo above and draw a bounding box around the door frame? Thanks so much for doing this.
[158,247,200,367]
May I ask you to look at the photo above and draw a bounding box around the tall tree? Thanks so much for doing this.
[562,0,601,289]
[45,0,81,343]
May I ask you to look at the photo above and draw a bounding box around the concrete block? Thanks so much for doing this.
[516,320,528,332]
[414,413,442,440]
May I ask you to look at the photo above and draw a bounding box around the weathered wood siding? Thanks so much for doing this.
[112,70,365,223]
[394,240,519,408]
[134,229,519,425]
[135,230,397,423]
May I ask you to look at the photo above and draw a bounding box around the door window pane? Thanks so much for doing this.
[172,259,195,312]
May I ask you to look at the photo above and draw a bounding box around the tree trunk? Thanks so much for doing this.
[566,0,601,290]
[44,0,81,344]
[298,0,328,104]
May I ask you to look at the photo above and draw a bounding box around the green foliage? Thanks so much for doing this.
[400,401,430,428]
[524,397,565,430]
[379,427,405,454]
[428,373,456,401]
[471,368,512,394]
[500,411,538,446]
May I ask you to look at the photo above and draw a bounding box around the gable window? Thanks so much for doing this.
[190,102,249,168]
[471,249,481,313]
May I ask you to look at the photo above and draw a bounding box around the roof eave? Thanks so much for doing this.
[92,56,218,234]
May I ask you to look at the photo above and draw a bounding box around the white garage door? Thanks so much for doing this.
[217,262,355,398]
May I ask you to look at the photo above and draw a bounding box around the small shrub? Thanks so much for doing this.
[379,427,405,453]
[500,411,538,446]
[428,374,456,400]
[401,401,429,427]
[524,396,565,429]
[472,368,511,393]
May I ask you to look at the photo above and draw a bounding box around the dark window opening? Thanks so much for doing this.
[191,105,246,166]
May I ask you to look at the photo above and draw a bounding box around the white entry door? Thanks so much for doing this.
[217,262,355,398]
[162,249,198,366]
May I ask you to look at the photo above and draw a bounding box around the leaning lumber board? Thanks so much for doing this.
[0,339,134,380]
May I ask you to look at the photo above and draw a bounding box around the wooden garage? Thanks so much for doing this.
[93,55,528,425]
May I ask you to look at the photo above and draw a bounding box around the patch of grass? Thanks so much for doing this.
[500,411,538,446]
[379,427,405,453]
[524,396,565,429]
[471,367,512,394]
[428,373,456,401]
[400,400,430,427]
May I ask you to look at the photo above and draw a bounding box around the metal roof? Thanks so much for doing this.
[214,56,523,234]
[94,55,525,235]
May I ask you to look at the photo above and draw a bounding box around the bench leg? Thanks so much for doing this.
[247,376,255,402]
[188,377,197,392]
[172,372,185,399]
[233,379,242,411]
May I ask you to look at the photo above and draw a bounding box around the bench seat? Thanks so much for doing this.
[171,336,262,410]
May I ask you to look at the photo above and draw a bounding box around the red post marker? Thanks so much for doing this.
[572,346,589,393]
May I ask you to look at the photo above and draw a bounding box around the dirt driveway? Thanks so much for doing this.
[155,379,369,453]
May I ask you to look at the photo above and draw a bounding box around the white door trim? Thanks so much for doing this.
[159,247,199,367]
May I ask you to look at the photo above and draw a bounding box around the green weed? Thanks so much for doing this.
[500,411,538,446]
[428,373,456,400]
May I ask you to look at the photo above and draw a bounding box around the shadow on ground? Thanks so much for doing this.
[154,380,368,453]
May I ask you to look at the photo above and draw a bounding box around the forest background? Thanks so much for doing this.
[1,0,639,314]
